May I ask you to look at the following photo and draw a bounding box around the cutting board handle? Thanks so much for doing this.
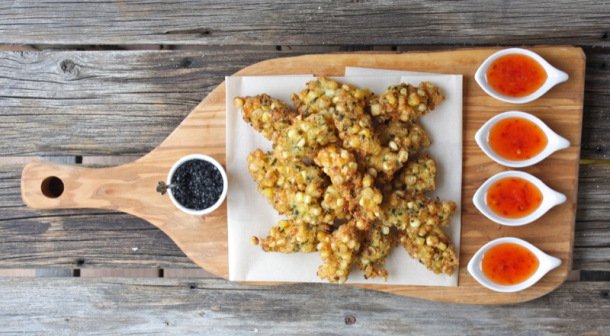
[20,159,167,213]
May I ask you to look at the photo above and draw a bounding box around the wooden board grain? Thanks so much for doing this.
[0,278,609,335]
[0,0,608,47]
[0,48,606,158]
[20,47,585,304]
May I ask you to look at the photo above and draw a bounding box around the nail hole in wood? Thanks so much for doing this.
[180,57,193,68]
[344,314,356,325]
[41,176,64,198]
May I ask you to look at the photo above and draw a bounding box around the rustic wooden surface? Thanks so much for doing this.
[0,0,609,333]
[19,47,585,304]
[0,278,608,335]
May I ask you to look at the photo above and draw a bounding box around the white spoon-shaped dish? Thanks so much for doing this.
[475,111,570,168]
[473,170,566,226]
[467,237,562,293]
[474,48,569,104]
[167,154,228,216]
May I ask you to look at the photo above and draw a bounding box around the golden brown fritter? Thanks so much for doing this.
[393,154,437,195]
[321,185,352,221]
[370,82,445,123]
[291,76,372,117]
[377,121,431,155]
[401,221,458,275]
[356,221,399,280]
[234,94,297,142]
[383,191,455,231]
[247,149,332,225]
[316,220,363,283]
[360,147,410,180]
[273,113,339,162]
[256,220,325,253]
[314,145,383,223]
[382,191,458,274]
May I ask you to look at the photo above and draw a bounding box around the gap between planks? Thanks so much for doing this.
[0,268,598,281]
[3,156,608,166]
[0,268,214,278]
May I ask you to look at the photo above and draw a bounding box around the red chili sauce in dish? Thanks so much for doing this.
[486,54,547,98]
[486,177,543,218]
[482,242,539,285]
[489,117,548,161]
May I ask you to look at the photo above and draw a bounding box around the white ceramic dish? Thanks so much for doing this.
[167,154,228,216]
[475,111,570,168]
[474,48,569,104]
[473,170,566,226]
[467,237,562,293]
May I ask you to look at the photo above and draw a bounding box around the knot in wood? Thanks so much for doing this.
[344,314,356,325]
[60,59,76,73]
[179,57,193,68]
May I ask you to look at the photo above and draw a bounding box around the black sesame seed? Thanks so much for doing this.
[171,159,224,210]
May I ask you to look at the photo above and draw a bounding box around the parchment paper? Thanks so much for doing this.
[225,71,462,285]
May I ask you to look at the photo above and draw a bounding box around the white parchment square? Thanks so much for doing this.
[226,72,462,286]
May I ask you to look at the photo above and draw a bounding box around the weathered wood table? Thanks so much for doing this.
[1,1,608,334]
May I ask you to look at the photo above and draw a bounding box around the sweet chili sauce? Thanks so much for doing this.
[482,243,539,285]
[489,117,548,161]
[486,54,547,97]
[486,177,543,218]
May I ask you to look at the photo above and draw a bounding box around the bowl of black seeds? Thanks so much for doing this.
[163,154,228,216]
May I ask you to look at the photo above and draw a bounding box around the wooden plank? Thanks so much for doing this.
[581,49,610,160]
[0,269,35,277]
[80,268,160,278]
[574,162,610,273]
[0,1,608,46]
[0,278,608,334]
[0,48,335,156]
[18,47,585,303]
[163,268,215,278]
[0,48,607,158]
[574,247,610,272]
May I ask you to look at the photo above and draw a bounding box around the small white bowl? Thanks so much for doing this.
[467,237,562,293]
[167,154,228,216]
[474,48,569,104]
[473,170,566,226]
[475,111,570,168]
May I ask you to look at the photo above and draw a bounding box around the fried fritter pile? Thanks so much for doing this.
[234,77,458,283]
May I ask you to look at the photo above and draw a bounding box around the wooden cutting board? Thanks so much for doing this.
[21,46,584,304]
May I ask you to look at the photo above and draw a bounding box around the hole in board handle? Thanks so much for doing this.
[41,176,64,198]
